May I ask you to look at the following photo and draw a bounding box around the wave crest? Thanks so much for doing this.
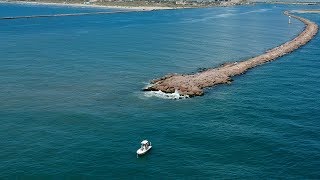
[144,89,189,100]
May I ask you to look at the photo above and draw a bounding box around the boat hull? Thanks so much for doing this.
[136,146,152,156]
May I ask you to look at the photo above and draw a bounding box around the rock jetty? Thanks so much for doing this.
[144,11,318,97]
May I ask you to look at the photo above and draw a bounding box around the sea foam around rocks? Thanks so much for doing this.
[144,89,189,100]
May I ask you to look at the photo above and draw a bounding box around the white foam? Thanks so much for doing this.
[144,89,189,100]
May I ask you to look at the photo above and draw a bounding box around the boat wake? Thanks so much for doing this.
[144,89,189,100]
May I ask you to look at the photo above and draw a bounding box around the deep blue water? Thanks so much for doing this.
[0,3,320,179]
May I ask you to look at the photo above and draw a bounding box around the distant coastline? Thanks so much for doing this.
[1,0,249,10]
[0,0,175,10]
[293,9,320,13]
[255,1,320,6]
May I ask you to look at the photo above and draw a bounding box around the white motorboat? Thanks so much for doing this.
[137,140,152,156]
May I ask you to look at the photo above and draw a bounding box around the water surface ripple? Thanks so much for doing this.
[0,3,319,179]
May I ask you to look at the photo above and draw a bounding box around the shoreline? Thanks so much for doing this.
[0,1,178,10]
[1,0,251,11]
[292,10,320,14]
[144,11,319,97]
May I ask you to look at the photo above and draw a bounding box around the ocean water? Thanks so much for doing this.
[0,3,319,179]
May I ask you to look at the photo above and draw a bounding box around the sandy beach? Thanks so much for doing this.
[1,1,177,10]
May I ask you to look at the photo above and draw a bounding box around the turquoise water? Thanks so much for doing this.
[0,3,320,178]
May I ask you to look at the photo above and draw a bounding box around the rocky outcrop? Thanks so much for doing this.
[144,11,319,97]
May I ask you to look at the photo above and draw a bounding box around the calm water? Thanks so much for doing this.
[0,3,319,179]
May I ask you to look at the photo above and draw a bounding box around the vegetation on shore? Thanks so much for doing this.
[5,0,249,8]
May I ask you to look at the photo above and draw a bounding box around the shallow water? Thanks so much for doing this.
[0,3,319,178]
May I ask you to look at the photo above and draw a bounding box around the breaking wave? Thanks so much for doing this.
[144,89,189,100]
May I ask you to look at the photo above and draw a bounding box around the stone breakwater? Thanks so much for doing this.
[144,11,319,97]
